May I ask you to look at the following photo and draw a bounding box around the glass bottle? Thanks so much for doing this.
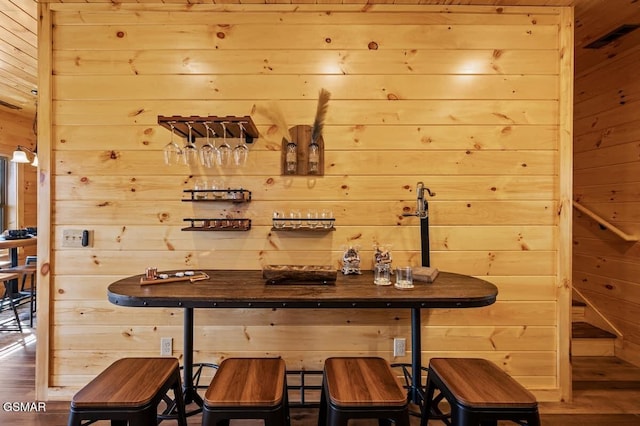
[285,141,298,174]
[308,141,319,174]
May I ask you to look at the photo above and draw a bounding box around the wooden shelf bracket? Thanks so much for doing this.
[572,200,638,242]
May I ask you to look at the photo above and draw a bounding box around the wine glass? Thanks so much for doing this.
[163,122,183,166]
[183,122,199,166]
[216,122,232,167]
[233,122,249,167]
[200,122,217,168]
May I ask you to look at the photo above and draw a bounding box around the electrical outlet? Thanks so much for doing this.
[160,337,173,356]
[393,337,406,357]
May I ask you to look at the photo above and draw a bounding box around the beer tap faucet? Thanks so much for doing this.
[403,182,435,219]
[402,182,436,267]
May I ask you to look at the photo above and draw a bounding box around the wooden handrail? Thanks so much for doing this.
[572,200,638,242]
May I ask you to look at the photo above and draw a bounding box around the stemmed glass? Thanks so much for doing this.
[183,122,199,166]
[200,122,218,168]
[216,122,232,167]
[163,122,183,166]
[233,122,249,167]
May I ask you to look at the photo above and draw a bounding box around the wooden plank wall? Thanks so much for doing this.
[0,108,38,262]
[42,3,571,401]
[573,0,640,365]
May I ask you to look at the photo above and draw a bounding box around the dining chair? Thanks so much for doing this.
[3,255,37,327]
[0,272,23,332]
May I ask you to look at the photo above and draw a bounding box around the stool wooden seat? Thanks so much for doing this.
[318,357,410,426]
[0,272,23,332]
[68,357,187,426]
[202,357,290,426]
[422,358,540,426]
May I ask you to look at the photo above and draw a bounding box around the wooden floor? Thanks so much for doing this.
[0,328,639,425]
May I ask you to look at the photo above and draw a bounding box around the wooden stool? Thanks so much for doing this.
[202,357,290,426]
[0,272,22,332]
[318,357,410,426]
[422,358,540,426]
[68,357,187,426]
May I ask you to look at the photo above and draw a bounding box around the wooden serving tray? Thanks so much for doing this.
[263,265,337,285]
[140,271,209,286]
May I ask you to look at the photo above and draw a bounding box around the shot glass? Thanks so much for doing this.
[194,179,208,199]
[273,210,286,228]
[210,179,224,199]
[320,209,333,228]
[306,209,319,228]
[289,209,302,229]
[395,266,414,289]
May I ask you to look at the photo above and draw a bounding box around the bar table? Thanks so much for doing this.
[108,270,497,415]
[0,236,37,293]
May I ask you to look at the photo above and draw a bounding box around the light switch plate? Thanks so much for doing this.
[62,229,85,248]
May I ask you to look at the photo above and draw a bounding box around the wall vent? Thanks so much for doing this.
[585,24,640,49]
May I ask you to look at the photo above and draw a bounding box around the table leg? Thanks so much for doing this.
[7,248,19,294]
[183,308,194,401]
[410,307,423,406]
[182,308,203,409]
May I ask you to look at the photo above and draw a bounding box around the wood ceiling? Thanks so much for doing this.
[0,0,37,118]
[4,0,638,121]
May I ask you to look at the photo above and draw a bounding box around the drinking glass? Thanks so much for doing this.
[183,122,199,166]
[194,179,208,200]
[320,209,333,228]
[210,178,225,199]
[216,122,232,167]
[395,267,414,289]
[306,209,319,228]
[374,264,391,286]
[233,122,249,167]
[200,123,218,168]
[289,209,302,229]
[273,210,286,228]
[163,122,183,166]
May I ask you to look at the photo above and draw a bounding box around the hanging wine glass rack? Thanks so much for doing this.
[158,115,259,144]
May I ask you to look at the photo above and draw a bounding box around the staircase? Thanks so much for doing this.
[571,299,617,357]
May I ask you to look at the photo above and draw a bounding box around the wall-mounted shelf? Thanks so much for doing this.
[271,218,335,231]
[182,218,251,231]
[183,189,251,203]
[158,115,259,144]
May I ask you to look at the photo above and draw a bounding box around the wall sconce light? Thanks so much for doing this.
[11,145,38,167]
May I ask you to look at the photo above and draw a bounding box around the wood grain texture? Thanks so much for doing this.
[204,358,285,406]
[38,3,571,402]
[71,357,180,408]
[429,357,538,407]
[324,357,406,406]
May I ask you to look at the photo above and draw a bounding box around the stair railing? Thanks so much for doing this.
[572,200,638,242]
[573,288,622,338]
